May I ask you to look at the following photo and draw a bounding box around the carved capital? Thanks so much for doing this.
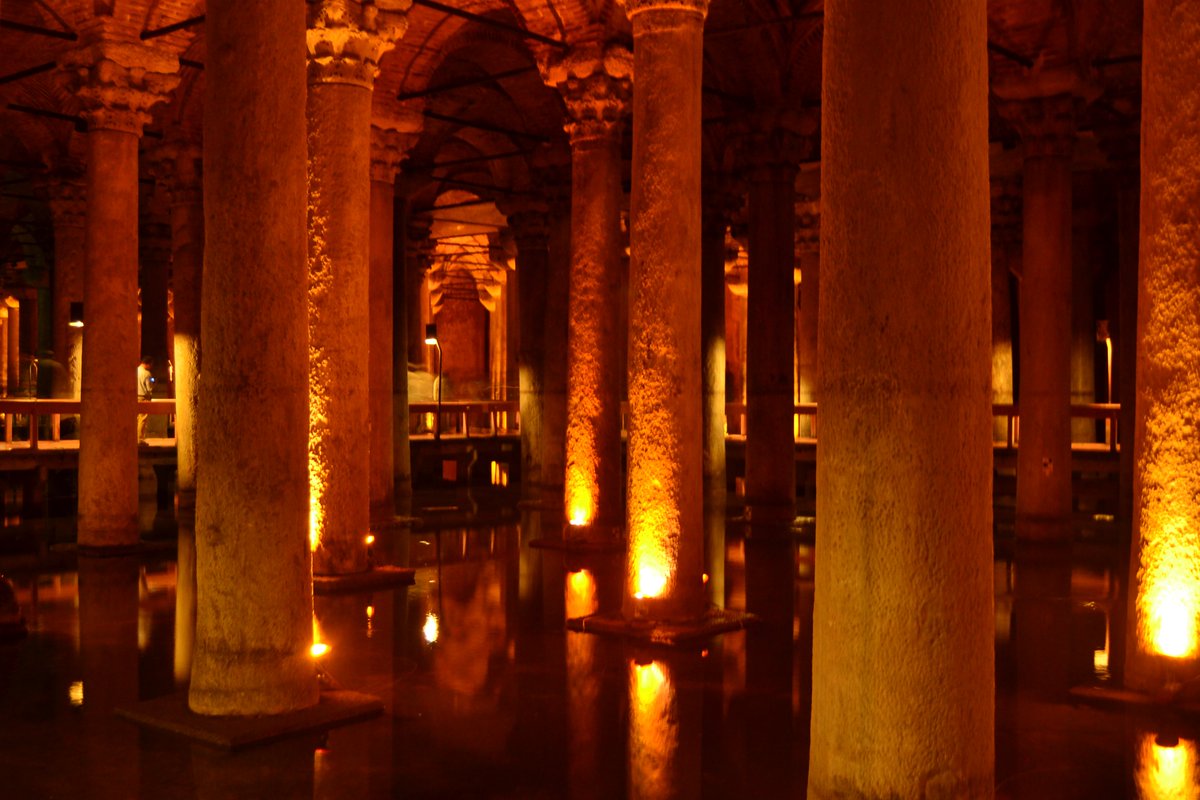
[149,139,203,204]
[307,0,408,89]
[738,109,818,180]
[996,94,1076,160]
[505,206,551,251]
[621,0,709,23]
[546,42,632,144]
[370,126,415,182]
[47,178,87,228]
[990,175,1022,251]
[795,207,820,254]
[58,36,179,136]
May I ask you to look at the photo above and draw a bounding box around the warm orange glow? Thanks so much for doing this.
[366,605,375,619]
[310,642,329,658]
[68,681,83,707]
[365,534,375,546]
[1146,581,1199,658]
[569,508,590,527]
[308,491,321,553]
[566,569,598,619]
[628,659,677,798]
[1136,733,1200,800]
[423,611,440,644]
[634,563,668,600]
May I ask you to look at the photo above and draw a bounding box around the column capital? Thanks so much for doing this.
[795,206,820,254]
[621,0,709,23]
[502,201,551,250]
[546,41,633,145]
[307,0,408,89]
[995,94,1077,160]
[990,175,1022,255]
[370,117,421,182]
[738,109,819,180]
[57,36,179,136]
[149,139,203,205]
[47,176,87,228]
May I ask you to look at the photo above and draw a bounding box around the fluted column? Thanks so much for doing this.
[368,125,414,522]
[508,208,550,497]
[48,177,86,398]
[161,144,203,514]
[808,0,993,795]
[58,27,178,550]
[190,0,316,716]
[742,114,812,526]
[306,0,405,574]
[548,42,632,538]
[1126,0,1200,693]
[999,95,1076,539]
[621,0,709,621]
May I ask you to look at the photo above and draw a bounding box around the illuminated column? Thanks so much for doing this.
[795,206,819,436]
[48,176,85,398]
[700,180,736,499]
[58,27,178,549]
[508,208,550,496]
[548,42,632,535]
[743,114,812,526]
[809,0,993,796]
[163,144,203,514]
[990,175,1020,441]
[139,221,172,379]
[190,0,317,716]
[622,0,708,620]
[998,94,1076,539]
[306,0,405,574]
[1126,0,1200,692]
[368,125,412,523]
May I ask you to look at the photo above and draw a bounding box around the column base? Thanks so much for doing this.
[567,607,754,646]
[312,565,415,596]
[529,529,624,554]
[1071,684,1200,721]
[116,689,382,751]
[72,540,174,558]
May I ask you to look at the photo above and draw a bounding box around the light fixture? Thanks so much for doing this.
[68,302,84,328]
[424,323,443,440]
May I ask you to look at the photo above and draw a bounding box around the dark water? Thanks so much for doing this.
[0,496,1191,799]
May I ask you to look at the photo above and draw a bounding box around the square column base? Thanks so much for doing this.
[567,608,754,646]
[313,565,414,595]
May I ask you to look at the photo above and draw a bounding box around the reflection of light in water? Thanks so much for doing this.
[423,612,439,644]
[365,604,375,638]
[629,660,676,797]
[1136,733,1200,800]
[68,681,83,707]
[566,570,598,619]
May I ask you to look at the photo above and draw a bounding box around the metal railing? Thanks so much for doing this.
[0,398,175,449]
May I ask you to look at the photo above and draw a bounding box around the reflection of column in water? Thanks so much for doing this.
[566,569,603,799]
[627,657,700,800]
[191,738,316,800]
[704,501,726,609]
[174,519,196,686]
[1012,543,1073,699]
[1135,732,1200,800]
[78,555,140,796]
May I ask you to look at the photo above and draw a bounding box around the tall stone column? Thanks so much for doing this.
[306,0,405,575]
[368,125,414,521]
[700,179,737,500]
[547,42,632,538]
[999,95,1076,539]
[991,175,1021,441]
[742,114,812,526]
[139,220,172,380]
[190,0,316,716]
[58,27,178,550]
[48,176,86,398]
[542,162,572,497]
[795,206,819,436]
[508,208,550,497]
[162,144,203,514]
[621,0,708,621]
[1125,0,1200,693]
[808,1,993,796]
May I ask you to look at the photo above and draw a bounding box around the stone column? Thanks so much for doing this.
[508,208,550,497]
[6,301,19,392]
[162,144,203,514]
[1126,0,1200,693]
[139,220,172,382]
[991,175,1021,441]
[700,179,737,500]
[48,176,86,399]
[58,28,178,550]
[795,205,819,436]
[306,0,405,574]
[542,162,572,497]
[742,114,813,526]
[547,42,632,537]
[999,95,1076,539]
[190,0,316,716]
[368,126,408,524]
[808,0,993,796]
[621,0,708,621]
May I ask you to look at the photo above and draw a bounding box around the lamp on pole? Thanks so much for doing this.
[424,323,442,440]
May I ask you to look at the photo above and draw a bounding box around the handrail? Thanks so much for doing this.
[0,398,175,449]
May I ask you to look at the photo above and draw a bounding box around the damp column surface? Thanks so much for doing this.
[1125,0,1200,693]
[622,0,708,620]
[168,148,203,515]
[808,0,994,796]
[189,0,318,716]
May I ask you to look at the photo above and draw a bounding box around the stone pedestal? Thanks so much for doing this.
[621,0,709,622]
[190,0,316,716]
[808,1,993,796]
[548,43,632,538]
[1125,0,1200,693]
[306,0,404,575]
[58,29,178,549]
